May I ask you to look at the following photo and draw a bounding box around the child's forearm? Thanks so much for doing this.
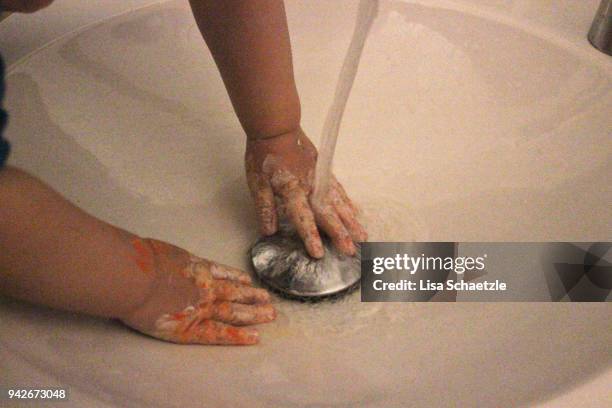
[0,166,152,319]
[189,0,301,139]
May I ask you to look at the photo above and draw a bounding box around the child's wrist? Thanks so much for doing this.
[243,102,302,141]
[111,233,159,321]
[246,125,303,142]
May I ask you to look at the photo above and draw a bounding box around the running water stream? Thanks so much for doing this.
[312,0,379,203]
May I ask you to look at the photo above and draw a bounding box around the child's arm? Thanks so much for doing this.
[189,1,367,258]
[189,0,300,140]
[0,0,53,13]
[0,166,275,344]
[0,166,151,318]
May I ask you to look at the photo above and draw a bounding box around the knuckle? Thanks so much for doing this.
[277,180,301,197]
[215,302,234,320]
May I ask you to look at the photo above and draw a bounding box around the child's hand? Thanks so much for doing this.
[121,238,275,345]
[245,128,367,259]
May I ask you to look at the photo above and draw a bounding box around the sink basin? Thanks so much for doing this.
[1,1,610,406]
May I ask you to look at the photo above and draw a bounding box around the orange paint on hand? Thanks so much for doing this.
[226,327,243,342]
[171,310,190,320]
[130,238,155,275]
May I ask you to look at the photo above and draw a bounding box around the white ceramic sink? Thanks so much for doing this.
[1,1,611,406]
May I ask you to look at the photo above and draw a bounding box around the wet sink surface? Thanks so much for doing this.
[1,1,611,406]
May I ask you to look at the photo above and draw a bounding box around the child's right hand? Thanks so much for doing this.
[245,128,367,259]
[121,238,276,345]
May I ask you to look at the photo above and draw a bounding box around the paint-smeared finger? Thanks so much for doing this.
[213,280,271,304]
[254,181,278,236]
[210,262,253,285]
[186,320,259,345]
[187,257,253,286]
[315,206,356,256]
[212,302,276,326]
[334,198,368,242]
[331,177,359,214]
[282,188,324,258]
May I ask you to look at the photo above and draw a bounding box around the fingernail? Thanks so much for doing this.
[255,288,271,303]
[262,304,277,321]
[317,237,327,257]
[243,328,260,344]
[311,244,325,259]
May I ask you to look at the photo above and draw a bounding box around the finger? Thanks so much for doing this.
[253,180,278,236]
[187,320,260,345]
[213,281,271,304]
[332,177,359,214]
[187,256,253,286]
[282,188,324,258]
[315,206,356,256]
[209,262,253,285]
[334,198,368,242]
[212,302,276,326]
